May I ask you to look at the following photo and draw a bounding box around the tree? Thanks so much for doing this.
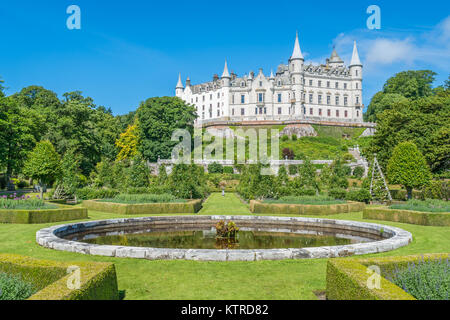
[137,97,197,162]
[166,164,207,199]
[0,97,41,182]
[54,149,85,200]
[126,154,151,188]
[387,142,432,199]
[368,80,449,174]
[116,122,140,161]
[364,70,436,122]
[23,141,61,198]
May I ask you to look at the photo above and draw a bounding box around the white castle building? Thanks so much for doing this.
[176,33,363,124]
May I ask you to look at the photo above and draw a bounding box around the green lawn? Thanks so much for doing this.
[0,193,448,300]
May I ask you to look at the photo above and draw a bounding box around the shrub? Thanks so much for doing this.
[75,187,120,200]
[101,193,184,204]
[422,180,449,200]
[386,257,450,300]
[390,199,450,213]
[265,195,345,205]
[208,162,223,174]
[288,164,298,175]
[0,194,57,210]
[0,273,36,300]
[292,134,298,141]
[223,166,234,174]
[16,181,29,189]
[345,188,372,204]
[343,153,355,162]
[281,135,289,142]
[352,166,365,179]
[125,187,151,194]
[329,188,347,200]
[167,164,208,199]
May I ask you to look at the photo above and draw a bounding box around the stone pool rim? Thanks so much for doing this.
[36,215,413,261]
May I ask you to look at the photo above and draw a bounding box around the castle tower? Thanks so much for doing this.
[289,32,304,117]
[221,60,231,118]
[349,41,363,121]
[175,73,184,97]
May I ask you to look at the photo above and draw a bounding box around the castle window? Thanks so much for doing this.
[217,110,220,117]
[217,93,220,98]
[356,70,359,76]
[309,80,313,86]
[202,96,205,102]
[232,109,235,116]
[344,97,348,106]
[310,108,313,115]
[336,110,340,117]
[335,82,339,89]
[357,110,360,117]
[278,107,282,115]
[241,95,245,104]
[232,95,235,104]
[309,94,313,103]
[344,83,347,89]
[335,96,339,105]
[278,94,282,103]
[327,109,331,117]
[345,110,348,118]
[202,112,205,119]
[202,105,205,111]
[327,81,330,88]
[318,95,322,104]
[356,97,360,104]
[259,81,263,87]
[264,107,267,114]
[217,103,220,108]
[196,97,198,103]
[209,111,212,118]
[241,82,245,87]
[210,94,212,100]
[258,93,264,102]
[241,108,245,116]
[319,108,322,116]
[327,96,331,105]
[318,81,322,87]
[278,80,281,86]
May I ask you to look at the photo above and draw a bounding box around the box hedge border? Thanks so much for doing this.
[0,204,88,224]
[0,254,119,300]
[326,253,449,300]
[250,200,365,215]
[363,207,450,226]
[82,199,203,214]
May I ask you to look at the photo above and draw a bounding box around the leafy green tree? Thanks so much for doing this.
[0,97,41,181]
[387,142,432,199]
[126,154,151,188]
[54,149,85,199]
[137,97,197,162]
[364,70,436,122]
[23,141,61,198]
[166,164,207,199]
[368,82,449,174]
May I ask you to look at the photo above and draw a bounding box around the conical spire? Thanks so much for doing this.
[221,60,231,78]
[290,31,304,61]
[269,69,275,79]
[350,41,362,66]
[176,73,184,89]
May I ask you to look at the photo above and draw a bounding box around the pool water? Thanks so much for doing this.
[77,228,367,250]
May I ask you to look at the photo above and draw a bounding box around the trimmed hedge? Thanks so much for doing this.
[82,199,203,214]
[250,200,365,215]
[0,205,88,224]
[363,207,450,226]
[0,254,119,300]
[326,253,449,300]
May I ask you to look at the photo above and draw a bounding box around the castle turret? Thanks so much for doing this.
[328,47,344,68]
[349,41,363,121]
[175,73,184,97]
[289,32,304,117]
[221,60,231,87]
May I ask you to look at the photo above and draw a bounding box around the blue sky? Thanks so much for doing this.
[0,0,449,115]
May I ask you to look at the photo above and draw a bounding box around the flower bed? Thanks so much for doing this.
[363,206,450,226]
[326,253,449,300]
[250,200,365,215]
[0,194,57,210]
[0,204,88,224]
[99,193,186,204]
[82,199,203,214]
[0,254,119,300]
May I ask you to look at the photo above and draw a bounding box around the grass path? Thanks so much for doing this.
[198,193,251,215]
[0,195,449,299]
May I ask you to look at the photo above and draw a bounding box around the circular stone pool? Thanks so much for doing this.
[36,216,412,261]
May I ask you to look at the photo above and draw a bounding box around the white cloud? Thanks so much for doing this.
[365,38,416,65]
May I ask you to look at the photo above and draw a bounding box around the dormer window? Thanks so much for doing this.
[241,81,245,87]
[259,81,263,87]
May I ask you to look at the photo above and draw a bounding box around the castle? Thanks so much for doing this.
[175,33,363,125]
